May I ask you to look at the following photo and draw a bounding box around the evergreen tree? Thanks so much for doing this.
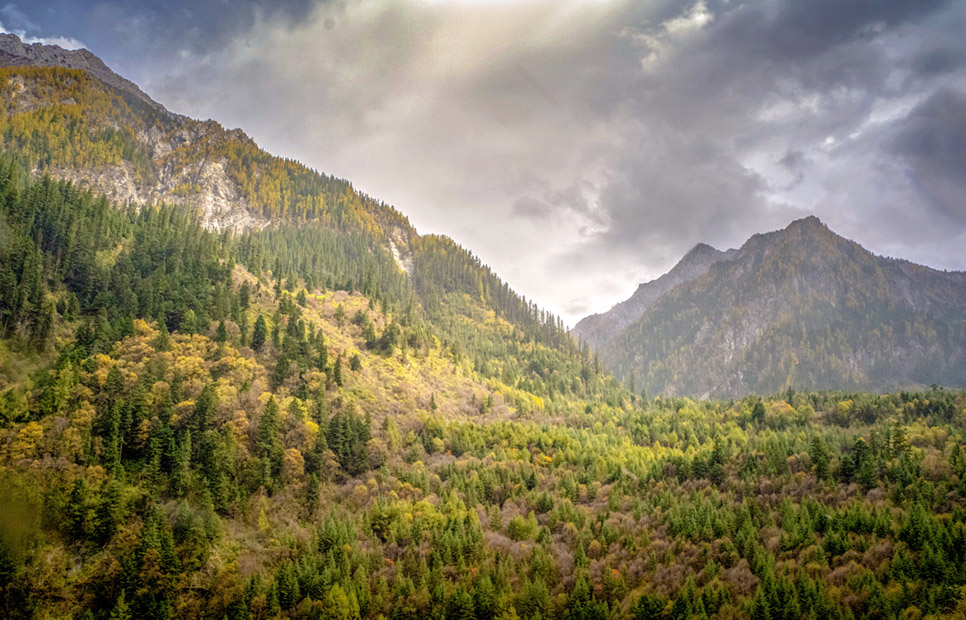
[333,356,343,387]
[94,480,123,544]
[257,397,284,487]
[155,318,171,351]
[214,320,228,343]
[633,594,665,620]
[109,591,132,620]
[252,315,268,351]
[752,401,766,425]
[270,356,291,391]
[810,436,831,481]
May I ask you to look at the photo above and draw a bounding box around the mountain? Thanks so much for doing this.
[580,216,966,397]
[0,35,591,398]
[574,242,736,350]
[0,39,633,616]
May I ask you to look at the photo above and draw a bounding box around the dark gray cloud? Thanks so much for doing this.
[892,88,966,222]
[6,0,966,323]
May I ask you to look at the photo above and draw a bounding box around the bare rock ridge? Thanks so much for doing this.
[573,241,737,349]
[0,33,166,114]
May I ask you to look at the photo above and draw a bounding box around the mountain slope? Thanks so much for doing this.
[0,33,411,236]
[591,216,966,397]
[3,167,966,620]
[574,242,736,350]
[0,35,584,372]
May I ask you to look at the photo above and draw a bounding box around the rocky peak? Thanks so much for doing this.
[573,240,736,349]
[683,242,720,259]
[0,33,166,114]
[590,216,966,397]
[791,214,824,227]
[0,36,273,231]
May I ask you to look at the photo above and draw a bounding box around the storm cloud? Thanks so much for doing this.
[9,0,966,323]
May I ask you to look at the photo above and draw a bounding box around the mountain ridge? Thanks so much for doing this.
[574,240,737,349]
[0,35,581,385]
[0,35,399,236]
[0,33,167,114]
[581,216,966,397]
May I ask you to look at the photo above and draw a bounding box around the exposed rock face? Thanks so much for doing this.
[0,33,166,114]
[574,242,737,349]
[164,159,265,231]
[50,159,266,231]
[580,216,966,397]
[389,227,415,275]
[0,34,270,231]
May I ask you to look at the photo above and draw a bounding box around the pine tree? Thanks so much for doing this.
[333,356,343,387]
[633,593,665,620]
[109,591,132,620]
[214,320,228,343]
[239,282,251,309]
[239,313,249,347]
[155,318,171,351]
[252,315,268,351]
[270,356,291,391]
[810,436,831,481]
[277,563,301,609]
[30,297,55,349]
[192,383,217,434]
[750,586,771,620]
[171,431,192,498]
[752,401,767,424]
[448,587,476,620]
[94,480,123,544]
[67,478,89,542]
[315,335,328,370]
[257,397,284,487]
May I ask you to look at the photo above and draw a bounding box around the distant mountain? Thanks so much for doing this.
[574,242,736,350]
[578,216,966,397]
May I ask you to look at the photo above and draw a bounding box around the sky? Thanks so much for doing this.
[5,0,966,325]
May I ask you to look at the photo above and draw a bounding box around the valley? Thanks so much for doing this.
[0,32,965,620]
